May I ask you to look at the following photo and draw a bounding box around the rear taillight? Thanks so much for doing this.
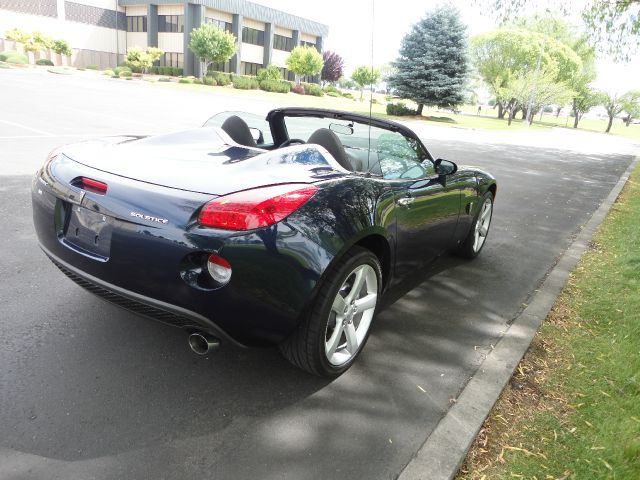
[79,177,108,195]
[199,183,317,231]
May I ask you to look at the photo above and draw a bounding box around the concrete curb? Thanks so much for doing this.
[397,154,639,480]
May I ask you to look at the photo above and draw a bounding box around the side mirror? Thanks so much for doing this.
[249,127,264,145]
[435,158,457,176]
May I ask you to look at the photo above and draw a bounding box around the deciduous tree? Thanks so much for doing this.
[572,87,603,128]
[189,23,237,78]
[621,90,640,125]
[474,0,640,60]
[471,28,582,119]
[286,46,323,84]
[389,5,469,114]
[320,51,344,85]
[351,65,380,101]
[601,92,626,133]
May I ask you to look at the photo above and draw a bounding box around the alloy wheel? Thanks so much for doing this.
[324,264,378,366]
[473,197,493,253]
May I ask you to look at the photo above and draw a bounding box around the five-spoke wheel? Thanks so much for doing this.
[325,264,378,366]
[279,247,381,377]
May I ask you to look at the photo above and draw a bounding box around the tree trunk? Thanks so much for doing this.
[416,103,424,116]
[521,107,528,120]
[497,102,504,119]
[555,107,561,117]
[626,116,632,126]
[606,115,614,133]
[573,113,580,129]
[508,108,515,126]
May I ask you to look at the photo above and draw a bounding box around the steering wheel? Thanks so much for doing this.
[278,138,306,148]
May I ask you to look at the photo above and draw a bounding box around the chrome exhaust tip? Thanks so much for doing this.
[188,332,220,355]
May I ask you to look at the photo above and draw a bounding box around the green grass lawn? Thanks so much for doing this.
[457,163,640,479]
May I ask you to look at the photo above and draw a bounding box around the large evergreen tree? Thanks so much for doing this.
[389,5,469,114]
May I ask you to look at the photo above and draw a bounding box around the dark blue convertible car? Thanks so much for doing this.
[32,108,496,376]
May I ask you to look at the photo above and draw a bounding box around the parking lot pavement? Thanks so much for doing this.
[0,69,637,479]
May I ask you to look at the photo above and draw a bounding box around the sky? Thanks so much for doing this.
[254,0,640,94]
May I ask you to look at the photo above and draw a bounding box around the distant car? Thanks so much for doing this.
[32,108,496,376]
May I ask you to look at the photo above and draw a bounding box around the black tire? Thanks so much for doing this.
[456,191,494,259]
[279,246,382,377]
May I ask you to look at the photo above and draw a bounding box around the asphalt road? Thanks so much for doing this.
[0,69,636,479]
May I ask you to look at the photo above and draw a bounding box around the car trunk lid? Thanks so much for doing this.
[61,128,344,196]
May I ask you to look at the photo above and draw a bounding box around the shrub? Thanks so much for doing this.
[0,50,18,61]
[118,70,133,78]
[326,91,341,97]
[203,76,218,86]
[210,71,231,86]
[292,84,305,95]
[302,82,323,96]
[171,67,183,76]
[102,69,114,76]
[386,102,416,116]
[342,92,354,99]
[178,77,193,84]
[86,64,98,70]
[259,79,291,93]
[323,85,339,94]
[232,75,259,90]
[193,77,203,84]
[158,77,171,82]
[111,74,119,79]
[52,39,72,56]
[5,28,30,44]
[113,66,131,76]
[36,58,54,66]
[257,64,282,82]
[2,52,28,64]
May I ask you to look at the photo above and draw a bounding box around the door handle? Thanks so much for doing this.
[396,196,414,207]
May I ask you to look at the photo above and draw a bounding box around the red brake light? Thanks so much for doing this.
[199,183,317,230]
[80,177,108,195]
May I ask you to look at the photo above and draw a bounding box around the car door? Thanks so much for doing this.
[376,133,461,280]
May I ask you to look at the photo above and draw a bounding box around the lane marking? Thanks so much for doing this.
[0,119,55,137]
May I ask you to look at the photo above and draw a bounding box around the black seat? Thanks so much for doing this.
[307,128,353,171]
[220,115,257,148]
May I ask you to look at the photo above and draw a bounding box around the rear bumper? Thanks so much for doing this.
[41,244,242,346]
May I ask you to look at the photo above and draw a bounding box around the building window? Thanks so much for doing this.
[209,61,231,73]
[159,52,184,68]
[273,34,293,52]
[242,27,264,46]
[301,40,316,49]
[158,15,184,33]
[126,16,147,32]
[241,62,261,76]
[205,18,232,33]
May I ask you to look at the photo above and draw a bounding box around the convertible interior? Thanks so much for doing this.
[205,110,436,179]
